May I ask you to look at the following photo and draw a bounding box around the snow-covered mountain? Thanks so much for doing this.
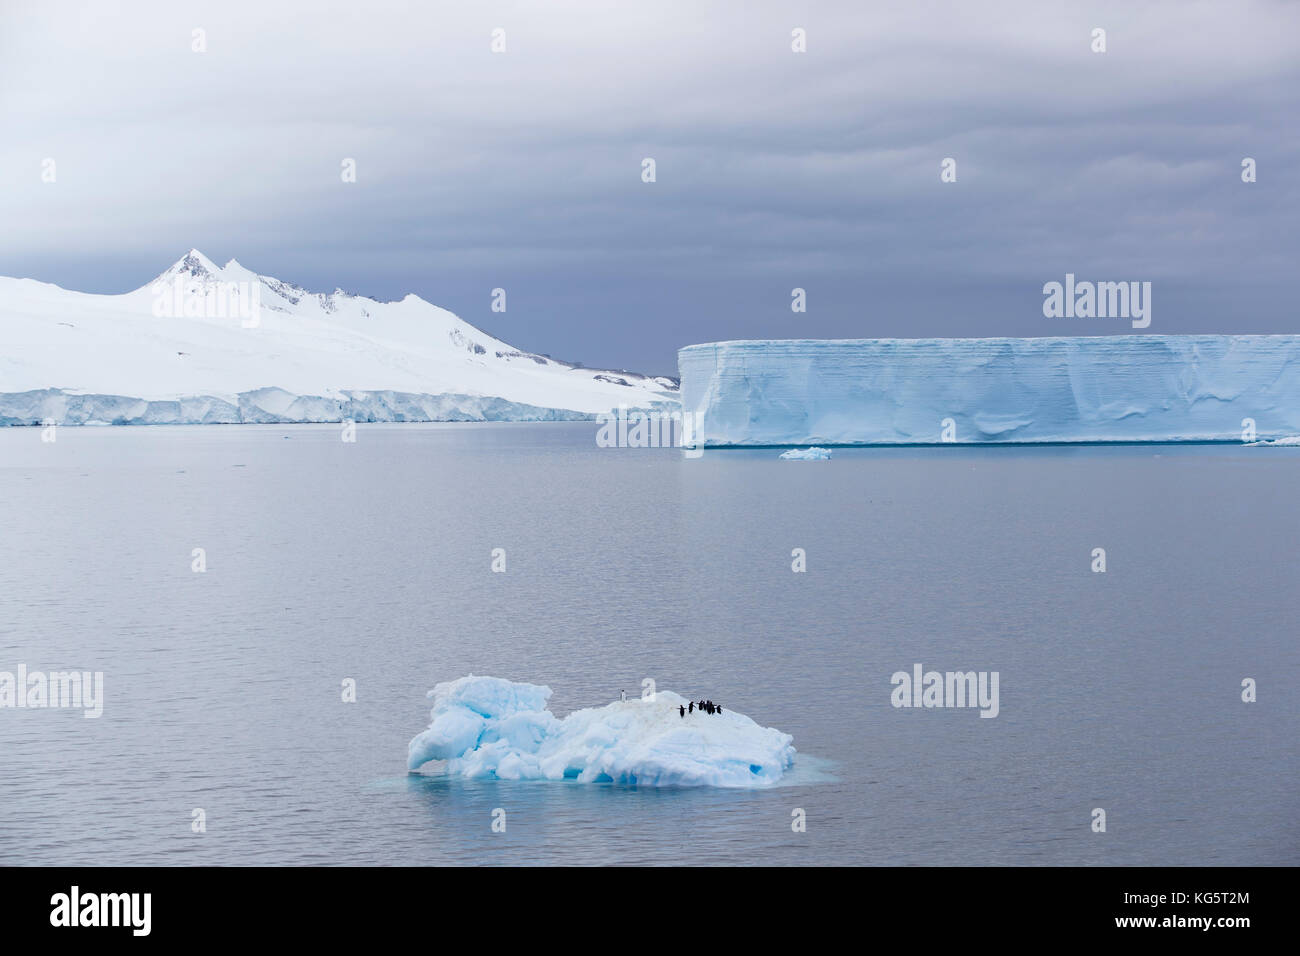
[0,250,678,425]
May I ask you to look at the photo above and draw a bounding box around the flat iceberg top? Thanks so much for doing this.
[407,675,796,788]
[680,333,1300,351]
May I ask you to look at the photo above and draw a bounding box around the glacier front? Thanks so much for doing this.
[407,675,796,788]
[678,336,1300,445]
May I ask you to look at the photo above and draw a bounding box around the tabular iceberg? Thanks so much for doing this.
[678,336,1300,446]
[407,675,796,788]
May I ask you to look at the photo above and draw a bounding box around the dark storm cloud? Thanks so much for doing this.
[2,0,1297,374]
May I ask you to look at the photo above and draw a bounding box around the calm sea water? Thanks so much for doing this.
[0,423,1296,866]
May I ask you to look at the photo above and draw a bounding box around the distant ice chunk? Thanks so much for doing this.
[407,675,796,787]
[1250,436,1300,446]
[780,446,832,460]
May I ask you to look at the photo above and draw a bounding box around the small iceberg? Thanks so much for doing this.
[780,446,832,460]
[1249,436,1300,446]
[407,676,796,787]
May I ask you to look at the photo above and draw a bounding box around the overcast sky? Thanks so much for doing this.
[2,0,1297,375]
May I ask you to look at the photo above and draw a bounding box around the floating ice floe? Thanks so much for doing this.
[779,446,832,460]
[407,675,796,788]
[1249,436,1300,446]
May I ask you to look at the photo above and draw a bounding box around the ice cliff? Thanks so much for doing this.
[678,336,1300,445]
[407,676,796,788]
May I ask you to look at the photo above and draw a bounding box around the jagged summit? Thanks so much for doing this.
[153,249,222,284]
[145,251,372,307]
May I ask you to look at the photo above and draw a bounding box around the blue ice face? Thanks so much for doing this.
[678,336,1300,446]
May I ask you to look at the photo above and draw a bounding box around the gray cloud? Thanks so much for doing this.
[2,0,1297,374]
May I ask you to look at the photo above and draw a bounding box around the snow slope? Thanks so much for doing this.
[407,675,796,788]
[0,251,677,424]
[679,337,1300,445]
